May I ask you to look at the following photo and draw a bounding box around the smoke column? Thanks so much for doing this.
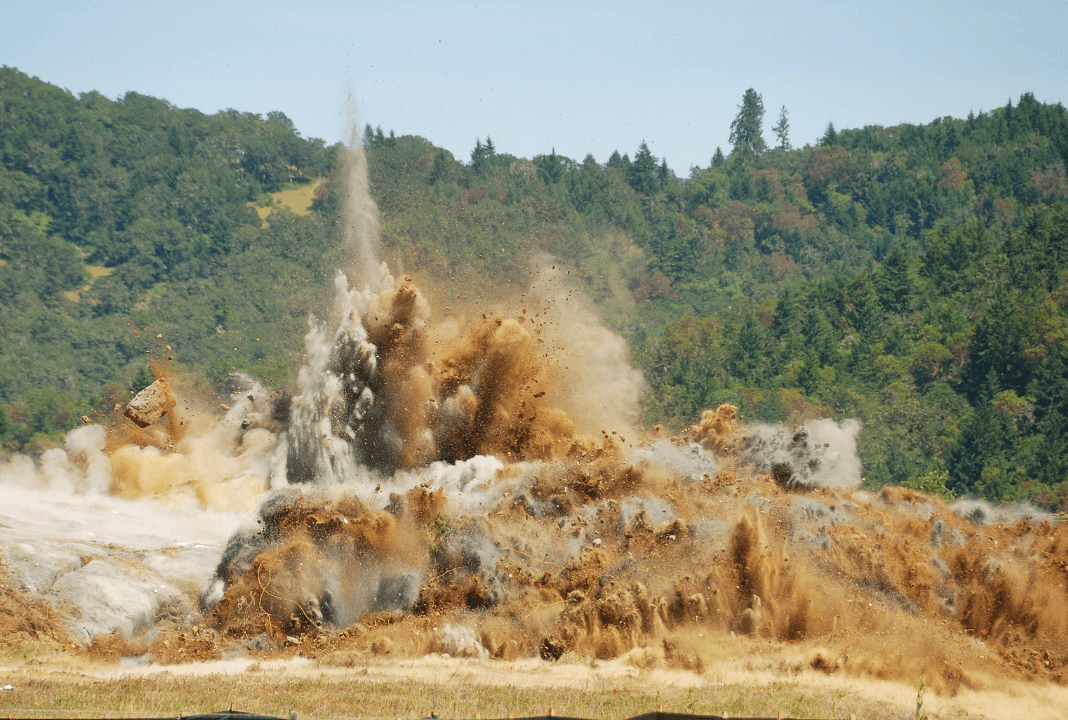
[344,91,382,290]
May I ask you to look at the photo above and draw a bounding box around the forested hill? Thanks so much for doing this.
[3,67,1068,510]
[0,66,344,448]
[362,92,1068,507]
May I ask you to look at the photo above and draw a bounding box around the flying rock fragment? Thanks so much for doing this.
[123,378,176,428]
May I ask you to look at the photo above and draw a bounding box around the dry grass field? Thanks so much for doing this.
[0,654,949,720]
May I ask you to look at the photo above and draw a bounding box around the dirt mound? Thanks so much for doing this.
[0,566,73,656]
[9,258,1068,702]
[192,433,1068,696]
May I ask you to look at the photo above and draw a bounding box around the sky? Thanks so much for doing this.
[4,1,1068,173]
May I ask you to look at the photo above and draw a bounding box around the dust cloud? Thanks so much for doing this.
[2,123,1067,719]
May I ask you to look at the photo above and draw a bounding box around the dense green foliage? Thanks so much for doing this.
[0,66,342,449]
[359,92,1068,509]
[4,67,1068,511]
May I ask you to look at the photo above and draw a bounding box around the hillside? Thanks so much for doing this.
[0,66,342,449]
[359,97,1068,507]
[3,67,1068,508]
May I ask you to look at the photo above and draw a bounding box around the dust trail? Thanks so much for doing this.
[526,264,645,441]
[343,91,381,290]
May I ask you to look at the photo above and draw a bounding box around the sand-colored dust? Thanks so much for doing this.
[363,274,576,467]
[5,259,1068,718]
[288,268,588,480]
[164,405,1066,705]
[25,362,1064,704]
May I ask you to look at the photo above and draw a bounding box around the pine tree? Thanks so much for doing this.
[772,106,791,151]
[729,89,767,156]
[803,307,839,368]
[772,287,806,365]
[821,121,837,146]
[536,148,564,184]
[946,376,1017,500]
[470,137,491,175]
[1032,346,1068,487]
[959,285,1035,403]
[846,273,883,341]
[428,149,450,185]
[729,316,768,383]
[628,142,658,195]
[875,242,914,313]
[657,158,671,188]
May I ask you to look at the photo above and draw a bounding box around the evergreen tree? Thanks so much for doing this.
[772,106,791,151]
[921,221,993,295]
[470,137,491,175]
[711,146,725,166]
[536,148,564,184]
[657,158,671,188]
[959,285,1036,403]
[821,121,838,146]
[606,150,629,171]
[1032,346,1068,488]
[628,142,658,195]
[729,316,768,383]
[428,149,450,185]
[945,378,1017,500]
[802,307,839,368]
[771,286,801,338]
[772,287,806,363]
[875,241,914,313]
[846,274,883,341]
[729,89,767,156]
[131,364,156,393]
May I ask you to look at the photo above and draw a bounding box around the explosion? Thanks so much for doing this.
[2,138,1068,714]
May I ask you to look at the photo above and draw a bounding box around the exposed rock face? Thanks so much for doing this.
[124,379,176,428]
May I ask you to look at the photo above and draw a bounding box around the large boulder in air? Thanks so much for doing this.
[124,378,176,428]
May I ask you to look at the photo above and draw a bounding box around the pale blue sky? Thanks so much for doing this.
[4,1,1067,171]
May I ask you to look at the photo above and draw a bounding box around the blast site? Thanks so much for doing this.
[1,138,1067,720]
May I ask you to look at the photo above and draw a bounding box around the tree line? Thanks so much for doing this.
[4,67,1068,510]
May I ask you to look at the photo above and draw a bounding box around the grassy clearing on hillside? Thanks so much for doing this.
[63,265,114,303]
[272,180,323,216]
[251,180,324,226]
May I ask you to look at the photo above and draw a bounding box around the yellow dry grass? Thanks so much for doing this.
[272,180,322,216]
[250,180,323,227]
[0,662,924,720]
[65,265,114,303]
